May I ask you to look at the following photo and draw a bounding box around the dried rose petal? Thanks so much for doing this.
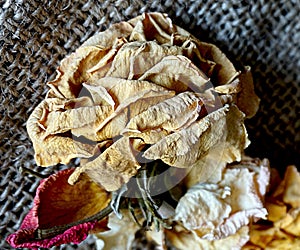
[244,165,300,249]
[173,158,269,242]
[174,183,232,232]
[68,137,143,191]
[138,55,209,92]
[26,99,98,166]
[7,169,110,248]
[166,225,250,250]
[143,104,248,168]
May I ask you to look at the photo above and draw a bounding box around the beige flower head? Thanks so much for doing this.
[27,12,259,192]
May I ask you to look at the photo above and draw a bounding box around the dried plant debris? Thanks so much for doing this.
[8,12,286,250]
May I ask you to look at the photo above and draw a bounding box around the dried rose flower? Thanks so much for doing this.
[243,165,300,250]
[95,157,270,250]
[7,12,266,249]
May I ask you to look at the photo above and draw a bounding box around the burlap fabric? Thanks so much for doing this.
[0,0,299,249]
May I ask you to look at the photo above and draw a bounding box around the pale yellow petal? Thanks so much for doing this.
[123,92,208,144]
[95,210,140,250]
[138,55,209,92]
[166,225,249,250]
[95,89,175,141]
[48,46,110,98]
[129,12,174,44]
[82,21,133,47]
[44,105,112,137]
[105,41,186,79]
[89,77,171,108]
[26,99,96,166]
[282,165,300,208]
[143,104,248,168]
[174,183,232,232]
[68,137,142,191]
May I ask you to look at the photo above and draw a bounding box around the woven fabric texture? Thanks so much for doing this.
[0,0,299,249]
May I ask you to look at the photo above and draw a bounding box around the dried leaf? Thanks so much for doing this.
[6,169,110,248]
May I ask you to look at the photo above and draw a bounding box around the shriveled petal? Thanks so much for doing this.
[83,83,116,107]
[129,12,174,44]
[265,201,287,222]
[281,165,300,208]
[216,208,267,239]
[184,108,251,187]
[105,41,186,79]
[233,66,260,118]
[213,164,269,239]
[194,41,239,85]
[44,105,112,138]
[170,34,239,85]
[6,169,111,248]
[68,137,142,191]
[138,55,209,92]
[95,210,140,250]
[216,67,260,118]
[26,100,97,166]
[124,92,209,144]
[220,167,265,213]
[183,145,230,188]
[143,104,248,168]
[275,207,300,237]
[175,157,269,240]
[232,156,271,198]
[174,183,232,232]
[245,225,297,249]
[82,21,133,47]
[165,225,249,250]
[48,46,110,98]
[89,77,172,108]
[95,89,175,141]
